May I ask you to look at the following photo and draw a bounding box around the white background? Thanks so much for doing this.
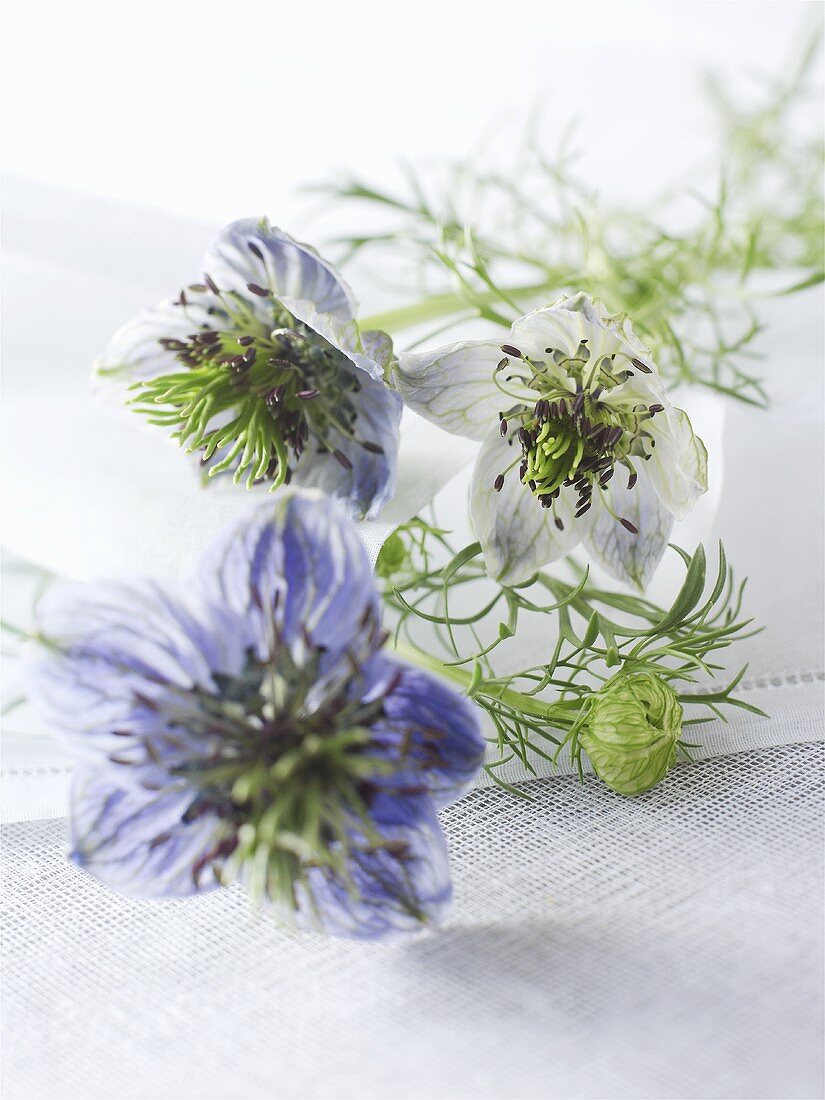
[2,0,820,223]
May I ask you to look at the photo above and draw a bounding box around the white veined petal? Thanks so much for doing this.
[203,217,364,360]
[92,294,219,399]
[470,430,583,585]
[646,406,709,518]
[583,467,674,589]
[394,340,527,442]
[511,295,666,396]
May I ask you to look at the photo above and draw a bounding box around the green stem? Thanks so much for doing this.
[389,638,575,721]
[360,281,552,334]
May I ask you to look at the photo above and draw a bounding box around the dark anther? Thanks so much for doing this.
[246,282,271,297]
[500,419,508,437]
[627,470,638,489]
[333,450,352,470]
[599,469,614,486]
[297,389,320,400]
[496,357,509,371]
[361,441,385,454]
[631,358,653,374]
[649,403,664,414]
[494,474,505,492]
[247,241,265,260]
[204,274,221,295]
[575,502,591,518]
[554,517,565,531]
[620,518,639,534]
[237,335,255,346]
[588,424,605,445]
[528,479,537,492]
[500,344,523,358]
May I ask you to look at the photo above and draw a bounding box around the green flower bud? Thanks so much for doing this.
[580,673,683,796]
[375,530,408,580]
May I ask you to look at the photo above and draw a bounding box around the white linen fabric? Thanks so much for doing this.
[2,744,823,1100]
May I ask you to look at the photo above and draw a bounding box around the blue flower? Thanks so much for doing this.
[94,218,402,520]
[24,493,485,938]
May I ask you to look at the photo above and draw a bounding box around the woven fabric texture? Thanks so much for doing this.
[3,743,823,1100]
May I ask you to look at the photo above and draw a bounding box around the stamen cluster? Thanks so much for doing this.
[132,273,382,489]
[494,339,664,534]
[168,630,413,902]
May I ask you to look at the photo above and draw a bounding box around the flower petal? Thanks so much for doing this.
[290,366,403,520]
[203,217,362,356]
[511,294,667,398]
[646,406,709,518]
[23,579,249,765]
[292,795,453,939]
[361,655,486,808]
[584,468,674,589]
[470,429,583,584]
[70,766,228,899]
[195,493,381,673]
[394,340,520,441]
[92,293,220,396]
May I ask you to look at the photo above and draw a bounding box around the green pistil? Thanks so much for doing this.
[130,294,381,489]
[494,341,658,527]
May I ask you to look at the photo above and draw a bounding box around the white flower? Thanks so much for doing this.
[393,293,708,588]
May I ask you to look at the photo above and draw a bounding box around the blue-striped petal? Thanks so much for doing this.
[203,217,362,358]
[361,654,485,808]
[70,767,229,899]
[194,493,381,680]
[291,794,453,939]
[290,364,402,520]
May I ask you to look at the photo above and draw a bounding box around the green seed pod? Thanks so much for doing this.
[580,673,683,796]
[375,530,408,580]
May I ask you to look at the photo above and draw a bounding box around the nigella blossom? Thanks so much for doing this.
[393,293,708,587]
[23,493,484,939]
[94,217,402,520]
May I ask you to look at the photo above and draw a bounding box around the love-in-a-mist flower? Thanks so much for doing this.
[23,493,484,939]
[95,218,402,520]
[394,294,708,587]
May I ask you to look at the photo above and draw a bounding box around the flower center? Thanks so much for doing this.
[133,278,384,489]
[493,340,663,532]
[167,644,404,896]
